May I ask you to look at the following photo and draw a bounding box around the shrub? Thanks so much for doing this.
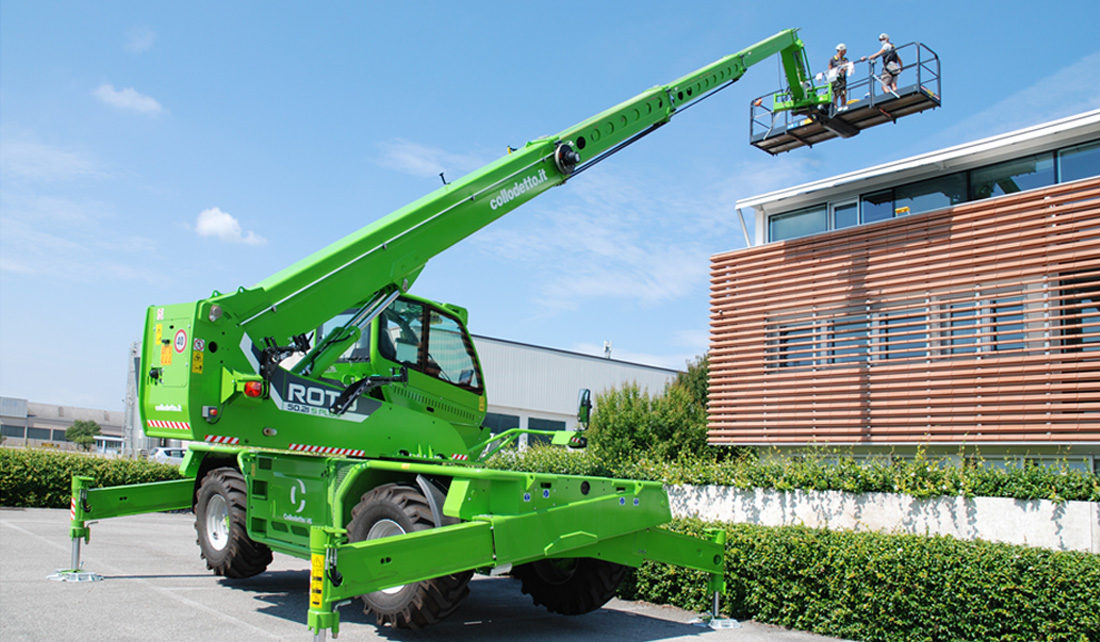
[621,519,1100,642]
[0,447,183,508]
[485,446,1100,502]
[586,355,731,464]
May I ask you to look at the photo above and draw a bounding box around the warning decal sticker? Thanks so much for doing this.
[160,343,172,365]
[191,351,204,374]
[174,329,188,353]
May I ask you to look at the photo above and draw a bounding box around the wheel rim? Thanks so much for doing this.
[205,494,230,551]
[367,519,406,595]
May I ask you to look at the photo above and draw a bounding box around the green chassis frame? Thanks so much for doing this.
[62,448,725,638]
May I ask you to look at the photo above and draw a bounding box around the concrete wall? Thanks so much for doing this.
[667,485,1100,554]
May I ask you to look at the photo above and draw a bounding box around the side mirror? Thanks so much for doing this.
[576,388,592,427]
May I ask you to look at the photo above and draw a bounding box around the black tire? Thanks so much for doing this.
[513,557,628,615]
[348,483,472,628]
[194,467,272,578]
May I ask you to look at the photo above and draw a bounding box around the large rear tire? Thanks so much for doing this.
[348,483,472,628]
[194,467,272,578]
[513,557,628,615]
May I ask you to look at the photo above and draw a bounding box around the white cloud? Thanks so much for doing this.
[92,83,164,115]
[0,140,102,182]
[376,139,487,178]
[0,195,160,282]
[195,207,266,245]
[934,51,1100,144]
[472,156,820,313]
[125,26,156,53]
[0,257,35,275]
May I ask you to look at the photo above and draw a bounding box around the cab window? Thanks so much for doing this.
[379,299,424,367]
[378,298,482,392]
[427,310,481,389]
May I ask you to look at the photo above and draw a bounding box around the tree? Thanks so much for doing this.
[587,354,728,464]
[66,419,101,451]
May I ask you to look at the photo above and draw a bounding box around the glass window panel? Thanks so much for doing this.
[1059,140,1100,183]
[528,418,565,431]
[379,299,424,367]
[969,153,1055,200]
[1,424,25,438]
[768,205,827,241]
[833,202,859,229]
[828,315,869,363]
[314,309,359,362]
[894,173,966,216]
[527,417,566,447]
[482,412,519,435]
[426,310,481,390]
[884,309,928,360]
[51,429,67,441]
[948,301,979,354]
[860,190,893,223]
[27,427,51,440]
[991,296,1025,352]
[1062,274,1100,352]
[774,322,816,368]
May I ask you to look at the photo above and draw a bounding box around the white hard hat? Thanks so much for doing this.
[879,33,889,40]
[836,43,846,51]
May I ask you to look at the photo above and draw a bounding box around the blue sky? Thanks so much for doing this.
[2,2,1098,411]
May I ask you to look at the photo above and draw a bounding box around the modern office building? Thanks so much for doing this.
[709,110,1100,471]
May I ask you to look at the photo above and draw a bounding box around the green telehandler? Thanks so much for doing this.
[58,29,835,638]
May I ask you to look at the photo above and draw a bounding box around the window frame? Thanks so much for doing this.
[377,297,486,394]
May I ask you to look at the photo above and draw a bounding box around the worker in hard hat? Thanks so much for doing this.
[861,33,902,96]
[827,43,851,111]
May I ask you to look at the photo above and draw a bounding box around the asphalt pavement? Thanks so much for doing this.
[0,508,844,641]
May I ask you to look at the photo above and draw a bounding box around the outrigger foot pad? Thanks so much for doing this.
[46,569,103,582]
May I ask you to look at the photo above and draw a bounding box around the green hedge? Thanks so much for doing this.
[621,519,1100,642]
[485,446,1100,502]
[0,447,183,508]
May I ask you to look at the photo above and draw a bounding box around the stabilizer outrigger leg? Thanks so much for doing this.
[47,473,195,583]
[47,476,103,582]
[307,526,346,641]
[696,528,739,630]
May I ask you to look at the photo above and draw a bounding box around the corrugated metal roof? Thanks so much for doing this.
[736,109,1100,216]
[472,335,679,416]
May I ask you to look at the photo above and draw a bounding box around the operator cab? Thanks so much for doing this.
[303,294,486,429]
[750,41,941,154]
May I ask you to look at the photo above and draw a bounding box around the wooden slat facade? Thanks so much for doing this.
[709,177,1100,445]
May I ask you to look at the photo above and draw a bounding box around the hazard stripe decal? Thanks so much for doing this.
[287,443,365,457]
[204,434,240,445]
[69,497,76,521]
[451,453,469,461]
[147,420,191,431]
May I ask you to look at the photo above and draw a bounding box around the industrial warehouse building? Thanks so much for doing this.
[710,110,1100,472]
[2,336,679,454]
[0,396,125,452]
